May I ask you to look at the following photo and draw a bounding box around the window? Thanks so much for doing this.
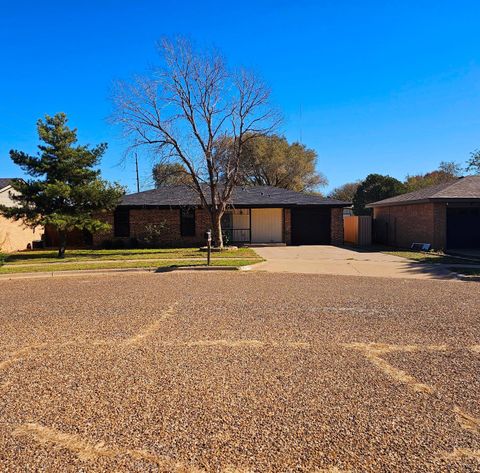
[180,208,195,237]
[114,208,130,237]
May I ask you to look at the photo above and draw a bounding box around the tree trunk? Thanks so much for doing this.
[211,211,224,249]
[58,231,67,258]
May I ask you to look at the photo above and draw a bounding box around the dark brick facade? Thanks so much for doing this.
[93,208,211,247]
[93,206,345,247]
[373,202,446,250]
[330,207,344,245]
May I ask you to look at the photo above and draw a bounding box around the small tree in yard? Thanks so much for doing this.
[114,38,277,248]
[0,113,124,257]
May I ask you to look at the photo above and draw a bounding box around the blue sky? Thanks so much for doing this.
[1,1,479,193]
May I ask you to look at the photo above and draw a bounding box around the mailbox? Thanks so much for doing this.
[204,229,212,266]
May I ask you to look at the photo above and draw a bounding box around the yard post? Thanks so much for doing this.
[205,229,212,266]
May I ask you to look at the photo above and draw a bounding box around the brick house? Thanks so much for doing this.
[367,176,480,250]
[94,185,349,247]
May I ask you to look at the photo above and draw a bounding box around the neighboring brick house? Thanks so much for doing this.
[367,176,480,250]
[94,186,349,247]
[0,178,40,252]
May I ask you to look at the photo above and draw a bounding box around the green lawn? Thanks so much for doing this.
[383,250,480,265]
[3,247,259,265]
[0,258,257,274]
[0,247,263,274]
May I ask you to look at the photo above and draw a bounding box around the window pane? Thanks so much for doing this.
[114,208,130,237]
[180,208,195,236]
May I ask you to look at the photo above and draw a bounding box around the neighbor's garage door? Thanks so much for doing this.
[291,207,331,245]
[447,207,480,249]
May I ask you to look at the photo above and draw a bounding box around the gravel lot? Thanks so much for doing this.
[0,272,479,472]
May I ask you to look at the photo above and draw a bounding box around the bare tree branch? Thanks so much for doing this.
[113,37,277,247]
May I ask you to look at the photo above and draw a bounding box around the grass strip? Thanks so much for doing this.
[383,250,480,265]
[0,258,261,274]
[4,247,259,265]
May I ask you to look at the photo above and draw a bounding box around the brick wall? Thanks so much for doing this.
[93,205,347,247]
[92,212,114,247]
[330,207,344,245]
[93,208,212,247]
[373,202,447,250]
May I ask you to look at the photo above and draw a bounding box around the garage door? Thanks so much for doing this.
[251,208,283,243]
[447,207,480,249]
[291,207,331,245]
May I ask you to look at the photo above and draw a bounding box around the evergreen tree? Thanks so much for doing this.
[0,113,124,257]
[353,174,405,215]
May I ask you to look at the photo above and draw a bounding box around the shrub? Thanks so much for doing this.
[139,221,170,248]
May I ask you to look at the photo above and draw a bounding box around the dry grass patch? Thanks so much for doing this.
[341,342,447,394]
[13,423,200,471]
[454,406,480,434]
[440,448,480,461]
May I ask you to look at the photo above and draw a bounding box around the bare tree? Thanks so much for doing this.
[114,38,277,247]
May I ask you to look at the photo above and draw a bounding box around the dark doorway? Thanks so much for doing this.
[291,207,331,245]
[447,207,480,249]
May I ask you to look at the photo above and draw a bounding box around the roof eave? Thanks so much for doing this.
[120,202,352,209]
[431,197,480,204]
[367,198,431,208]
[368,197,480,208]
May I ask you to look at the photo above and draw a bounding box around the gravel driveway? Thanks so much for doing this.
[0,272,479,472]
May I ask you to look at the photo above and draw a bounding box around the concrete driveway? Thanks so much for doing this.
[252,245,456,279]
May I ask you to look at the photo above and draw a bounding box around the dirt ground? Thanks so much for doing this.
[0,272,479,472]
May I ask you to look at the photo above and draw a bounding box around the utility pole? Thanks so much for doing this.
[299,104,303,143]
[135,153,140,193]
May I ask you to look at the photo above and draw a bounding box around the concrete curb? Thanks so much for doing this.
[456,273,480,282]
[0,265,249,280]
[0,267,156,280]
[155,265,243,273]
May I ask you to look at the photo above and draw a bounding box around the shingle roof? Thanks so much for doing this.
[120,185,350,207]
[367,176,480,207]
[0,178,14,190]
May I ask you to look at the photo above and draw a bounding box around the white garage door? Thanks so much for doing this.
[251,208,283,243]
